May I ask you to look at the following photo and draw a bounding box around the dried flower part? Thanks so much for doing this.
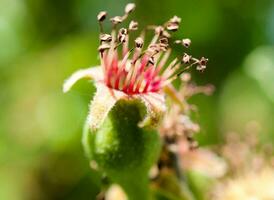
[97,11,107,22]
[125,3,136,14]
[159,71,214,160]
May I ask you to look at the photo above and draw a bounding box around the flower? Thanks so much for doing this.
[212,167,274,200]
[210,131,274,200]
[63,3,207,131]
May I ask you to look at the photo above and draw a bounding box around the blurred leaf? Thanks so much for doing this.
[244,46,274,104]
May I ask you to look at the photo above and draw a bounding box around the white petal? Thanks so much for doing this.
[63,66,103,93]
[87,82,126,131]
[138,92,166,127]
[180,148,227,178]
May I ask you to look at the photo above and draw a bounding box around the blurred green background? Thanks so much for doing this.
[0,0,274,199]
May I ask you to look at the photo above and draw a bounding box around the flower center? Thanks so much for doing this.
[97,3,207,95]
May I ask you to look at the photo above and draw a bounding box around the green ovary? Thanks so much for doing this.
[85,99,161,200]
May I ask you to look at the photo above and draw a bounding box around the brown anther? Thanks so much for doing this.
[110,16,123,24]
[99,33,112,42]
[170,16,181,24]
[97,11,107,22]
[118,28,128,43]
[118,34,126,43]
[182,38,191,48]
[162,31,171,38]
[147,44,160,55]
[134,37,143,48]
[196,64,206,71]
[159,37,169,44]
[155,26,164,35]
[159,43,168,51]
[149,57,155,65]
[125,3,136,14]
[182,53,192,64]
[119,28,128,35]
[166,22,179,31]
[199,57,208,66]
[196,57,208,71]
[129,20,138,31]
[98,43,111,52]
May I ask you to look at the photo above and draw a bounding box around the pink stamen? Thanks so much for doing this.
[96,9,205,94]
